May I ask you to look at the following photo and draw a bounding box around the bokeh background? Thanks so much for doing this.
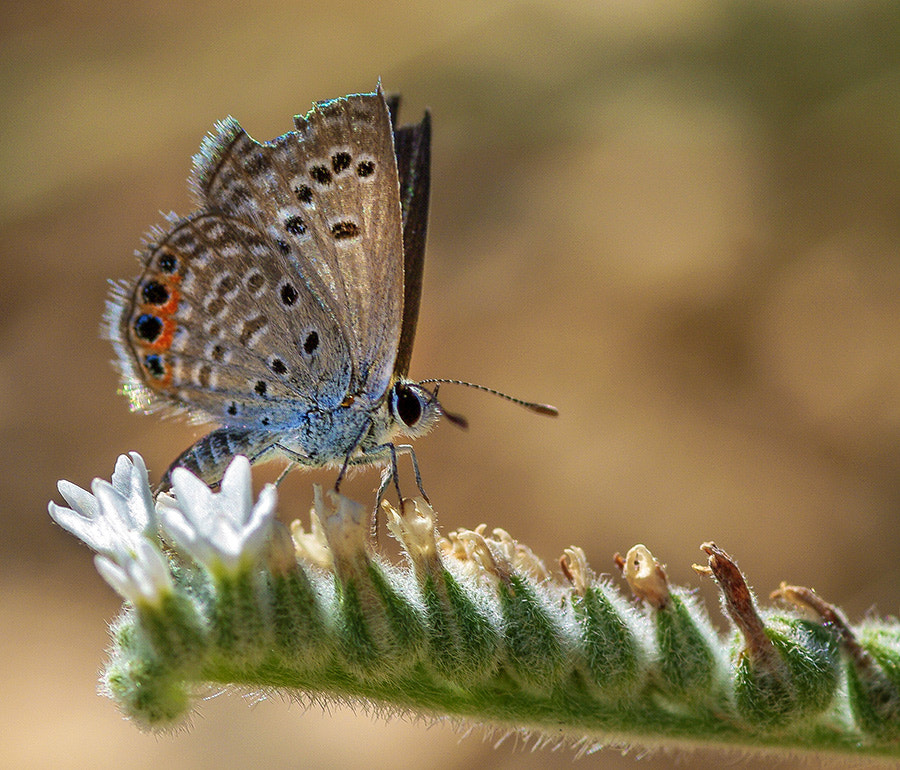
[3,1,899,768]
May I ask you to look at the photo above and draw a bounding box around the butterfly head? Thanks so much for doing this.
[388,379,466,439]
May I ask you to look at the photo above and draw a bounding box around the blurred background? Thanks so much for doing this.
[3,1,899,767]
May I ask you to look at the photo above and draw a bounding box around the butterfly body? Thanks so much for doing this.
[108,87,438,489]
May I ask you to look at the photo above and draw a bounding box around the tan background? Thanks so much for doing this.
[3,2,899,768]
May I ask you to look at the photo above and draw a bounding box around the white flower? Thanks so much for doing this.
[157,456,277,575]
[95,539,174,607]
[48,452,156,559]
[49,453,173,605]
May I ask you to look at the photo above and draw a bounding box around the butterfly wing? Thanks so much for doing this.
[192,88,404,404]
[391,103,431,378]
[108,210,352,429]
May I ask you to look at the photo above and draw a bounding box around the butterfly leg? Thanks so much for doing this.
[364,442,429,505]
[272,443,319,474]
[333,452,352,494]
[375,465,392,509]
[385,443,404,502]
[272,462,297,488]
[396,444,429,504]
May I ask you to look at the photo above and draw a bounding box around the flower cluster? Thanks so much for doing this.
[49,454,276,605]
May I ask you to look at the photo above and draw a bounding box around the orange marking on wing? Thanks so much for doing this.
[135,278,182,353]
[144,317,177,352]
[153,277,181,316]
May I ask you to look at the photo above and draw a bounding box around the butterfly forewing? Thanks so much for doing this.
[191,90,404,403]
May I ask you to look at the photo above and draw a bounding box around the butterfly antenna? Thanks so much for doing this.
[419,379,559,418]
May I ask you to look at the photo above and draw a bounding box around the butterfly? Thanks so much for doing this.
[107,85,556,500]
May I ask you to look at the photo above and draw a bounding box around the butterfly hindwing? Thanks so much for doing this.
[111,211,351,428]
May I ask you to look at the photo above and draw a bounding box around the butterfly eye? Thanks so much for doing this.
[391,383,424,428]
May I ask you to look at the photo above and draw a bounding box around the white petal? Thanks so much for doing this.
[251,483,278,522]
[238,484,278,559]
[170,467,217,522]
[94,540,173,606]
[49,453,157,557]
[93,482,143,556]
[131,539,174,599]
[56,480,99,518]
[95,555,130,599]
[219,456,253,524]
[157,458,277,574]
[48,500,103,550]
[111,453,155,533]
[157,503,214,566]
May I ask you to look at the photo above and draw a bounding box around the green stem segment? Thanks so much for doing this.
[100,495,900,759]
